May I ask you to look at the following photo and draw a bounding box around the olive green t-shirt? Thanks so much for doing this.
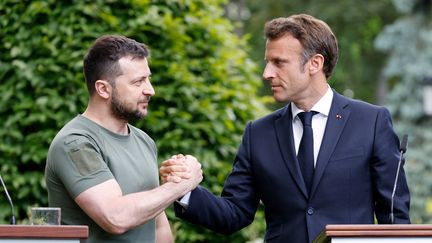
[45,115,159,243]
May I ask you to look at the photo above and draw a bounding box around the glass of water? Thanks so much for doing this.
[30,207,61,225]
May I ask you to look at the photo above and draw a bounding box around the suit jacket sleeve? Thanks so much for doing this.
[372,107,410,223]
[174,122,260,234]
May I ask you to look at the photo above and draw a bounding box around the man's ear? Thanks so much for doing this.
[309,54,324,75]
[94,80,112,99]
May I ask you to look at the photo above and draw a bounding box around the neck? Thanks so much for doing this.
[294,78,329,111]
[83,101,129,135]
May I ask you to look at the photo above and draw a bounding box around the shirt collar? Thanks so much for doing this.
[291,86,333,120]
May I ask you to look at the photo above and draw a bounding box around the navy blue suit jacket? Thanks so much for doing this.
[175,91,410,242]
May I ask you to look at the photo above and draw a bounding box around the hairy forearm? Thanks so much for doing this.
[76,180,193,234]
[122,182,191,229]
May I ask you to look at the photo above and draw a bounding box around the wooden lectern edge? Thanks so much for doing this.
[324,224,432,231]
[314,224,432,243]
[0,225,88,239]
[324,230,432,236]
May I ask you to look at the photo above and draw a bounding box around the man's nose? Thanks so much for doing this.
[143,81,155,96]
[262,63,275,81]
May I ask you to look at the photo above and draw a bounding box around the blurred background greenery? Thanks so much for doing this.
[1,0,432,242]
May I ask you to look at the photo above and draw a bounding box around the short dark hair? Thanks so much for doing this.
[83,35,149,95]
[264,14,338,79]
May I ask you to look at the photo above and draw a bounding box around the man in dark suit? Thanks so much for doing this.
[160,14,410,242]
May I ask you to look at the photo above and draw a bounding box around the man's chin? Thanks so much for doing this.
[138,109,148,118]
[116,111,147,123]
[273,95,290,103]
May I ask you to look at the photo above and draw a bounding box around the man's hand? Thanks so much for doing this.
[160,154,189,183]
[160,154,203,190]
[183,155,203,190]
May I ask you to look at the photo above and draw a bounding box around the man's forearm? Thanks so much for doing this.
[129,181,195,226]
[156,212,173,243]
[75,178,199,235]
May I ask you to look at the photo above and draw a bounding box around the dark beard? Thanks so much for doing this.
[110,90,144,122]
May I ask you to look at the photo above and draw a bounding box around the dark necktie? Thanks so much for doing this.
[297,111,318,194]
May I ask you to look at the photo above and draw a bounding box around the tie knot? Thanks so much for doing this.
[298,111,318,127]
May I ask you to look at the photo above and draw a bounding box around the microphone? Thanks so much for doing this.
[389,134,408,224]
[400,134,408,154]
[0,174,16,225]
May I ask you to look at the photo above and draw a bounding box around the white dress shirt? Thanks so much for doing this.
[291,87,333,166]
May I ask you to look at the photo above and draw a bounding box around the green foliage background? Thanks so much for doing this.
[374,0,432,223]
[0,0,268,241]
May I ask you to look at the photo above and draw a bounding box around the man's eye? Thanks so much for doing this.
[135,80,144,85]
[274,60,283,66]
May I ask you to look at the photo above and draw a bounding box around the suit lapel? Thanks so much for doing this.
[310,91,350,198]
[275,104,309,198]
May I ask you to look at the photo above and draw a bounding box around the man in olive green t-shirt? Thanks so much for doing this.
[45,35,203,243]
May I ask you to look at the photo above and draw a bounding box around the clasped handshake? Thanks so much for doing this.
[159,154,203,190]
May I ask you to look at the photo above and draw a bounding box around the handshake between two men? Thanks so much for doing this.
[160,154,203,188]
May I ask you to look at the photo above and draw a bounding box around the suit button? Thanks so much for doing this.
[307,207,314,215]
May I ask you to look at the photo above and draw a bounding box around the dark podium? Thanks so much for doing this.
[314,224,432,243]
[0,225,88,243]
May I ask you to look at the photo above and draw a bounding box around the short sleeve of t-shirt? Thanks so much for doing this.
[51,134,114,199]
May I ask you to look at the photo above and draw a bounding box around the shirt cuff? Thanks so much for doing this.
[176,191,191,208]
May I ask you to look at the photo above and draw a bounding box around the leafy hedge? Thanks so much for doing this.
[0,0,268,241]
